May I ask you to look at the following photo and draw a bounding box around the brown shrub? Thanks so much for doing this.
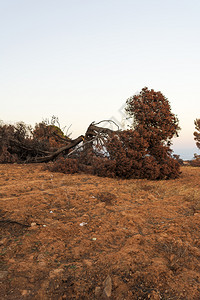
[45,157,79,174]
[92,157,116,178]
[190,158,200,167]
[0,146,18,163]
[92,130,181,180]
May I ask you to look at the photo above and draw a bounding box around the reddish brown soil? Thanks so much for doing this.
[0,164,200,300]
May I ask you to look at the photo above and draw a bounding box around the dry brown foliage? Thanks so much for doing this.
[0,88,181,179]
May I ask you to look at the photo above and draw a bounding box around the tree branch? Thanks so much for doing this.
[29,135,85,163]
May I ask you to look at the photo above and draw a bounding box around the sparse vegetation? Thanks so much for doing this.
[0,164,200,299]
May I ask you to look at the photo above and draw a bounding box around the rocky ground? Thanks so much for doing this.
[0,164,200,299]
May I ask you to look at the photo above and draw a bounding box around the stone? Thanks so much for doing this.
[95,286,101,297]
[83,259,93,267]
[0,271,8,279]
[49,268,64,279]
[21,290,29,296]
[102,275,112,298]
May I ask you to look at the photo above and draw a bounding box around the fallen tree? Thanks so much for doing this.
[0,88,181,179]
[0,120,117,163]
[0,119,180,179]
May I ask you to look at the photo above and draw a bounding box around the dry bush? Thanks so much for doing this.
[96,192,117,205]
[0,119,69,163]
[0,88,181,180]
[45,157,79,174]
[91,157,116,178]
[47,87,180,180]
[0,122,32,163]
[0,146,18,163]
[193,119,200,165]
[173,154,184,165]
[190,158,200,167]
[88,129,180,180]
[194,118,200,150]
[155,239,190,274]
[123,87,181,179]
[32,122,67,151]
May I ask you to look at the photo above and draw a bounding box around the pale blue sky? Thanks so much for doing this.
[0,0,200,159]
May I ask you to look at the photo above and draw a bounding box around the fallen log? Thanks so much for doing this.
[0,120,118,164]
[29,135,85,163]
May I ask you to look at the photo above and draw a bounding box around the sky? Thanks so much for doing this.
[0,0,200,160]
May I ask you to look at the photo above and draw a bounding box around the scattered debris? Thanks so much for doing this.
[102,275,112,298]
[0,271,8,279]
[31,222,37,227]
[21,290,31,296]
[80,222,87,226]
[95,286,101,297]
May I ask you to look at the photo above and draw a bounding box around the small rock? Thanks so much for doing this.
[0,271,8,279]
[102,275,112,298]
[31,222,37,227]
[83,259,92,267]
[80,222,87,226]
[0,238,7,245]
[37,254,45,261]
[95,286,101,297]
[37,254,46,266]
[21,290,29,296]
[148,290,161,300]
[49,268,64,279]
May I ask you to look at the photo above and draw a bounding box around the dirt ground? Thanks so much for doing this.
[0,164,200,300]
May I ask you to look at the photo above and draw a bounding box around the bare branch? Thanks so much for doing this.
[29,136,84,163]
[93,120,120,131]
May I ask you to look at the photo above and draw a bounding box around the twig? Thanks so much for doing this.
[93,120,120,131]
